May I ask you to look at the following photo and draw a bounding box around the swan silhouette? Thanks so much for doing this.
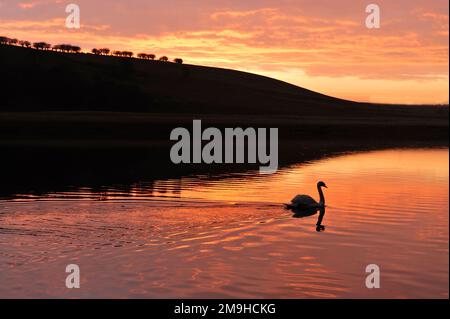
[286,181,328,210]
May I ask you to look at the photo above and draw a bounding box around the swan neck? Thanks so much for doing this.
[317,185,325,205]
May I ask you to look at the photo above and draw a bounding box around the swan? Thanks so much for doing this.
[286,181,328,209]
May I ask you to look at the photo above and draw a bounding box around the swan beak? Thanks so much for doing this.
[324,185,328,188]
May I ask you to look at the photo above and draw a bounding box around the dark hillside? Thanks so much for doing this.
[1,44,447,118]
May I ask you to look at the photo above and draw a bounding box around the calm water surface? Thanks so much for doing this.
[0,148,448,298]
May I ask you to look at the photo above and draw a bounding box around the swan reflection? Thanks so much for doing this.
[288,206,326,232]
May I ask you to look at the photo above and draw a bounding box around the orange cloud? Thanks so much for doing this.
[18,2,37,9]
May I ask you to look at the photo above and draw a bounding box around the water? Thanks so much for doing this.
[0,148,448,298]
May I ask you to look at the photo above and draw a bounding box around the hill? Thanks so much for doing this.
[1,44,448,117]
[0,43,448,148]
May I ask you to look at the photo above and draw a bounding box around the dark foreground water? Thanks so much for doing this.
[0,148,448,298]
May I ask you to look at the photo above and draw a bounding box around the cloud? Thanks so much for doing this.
[18,2,37,9]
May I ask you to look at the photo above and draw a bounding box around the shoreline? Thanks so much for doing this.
[0,111,448,144]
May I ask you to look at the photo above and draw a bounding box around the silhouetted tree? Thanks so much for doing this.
[2,34,178,61]
[54,44,66,52]
[99,48,110,55]
[53,44,81,53]
[19,40,31,47]
[1,34,175,61]
[0,36,9,44]
[137,53,157,60]
[2,36,82,52]
[92,48,110,55]
[33,42,51,50]
[122,51,133,57]
[71,46,81,53]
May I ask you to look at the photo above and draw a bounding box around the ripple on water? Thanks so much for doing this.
[0,148,448,298]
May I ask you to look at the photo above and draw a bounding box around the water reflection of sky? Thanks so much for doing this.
[0,148,447,298]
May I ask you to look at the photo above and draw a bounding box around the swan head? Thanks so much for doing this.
[317,181,328,188]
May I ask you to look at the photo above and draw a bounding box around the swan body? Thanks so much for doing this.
[287,181,327,209]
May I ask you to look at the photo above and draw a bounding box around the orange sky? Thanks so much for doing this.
[0,0,448,104]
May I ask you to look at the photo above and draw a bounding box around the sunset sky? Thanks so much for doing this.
[0,0,448,104]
